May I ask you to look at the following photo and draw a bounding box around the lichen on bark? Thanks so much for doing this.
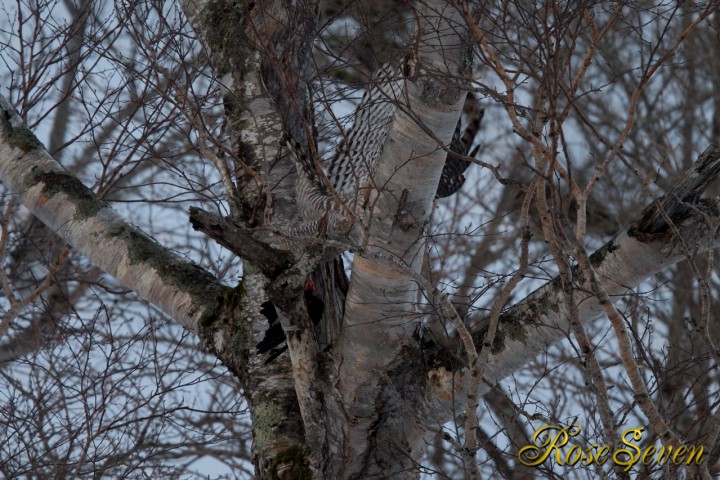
[197,281,253,376]
[107,223,221,307]
[253,401,285,452]
[270,446,312,480]
[200,0,255,78]
[23,167,108,220]
[1,107,44,151]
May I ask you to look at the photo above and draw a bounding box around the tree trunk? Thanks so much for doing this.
[4,2,720,478]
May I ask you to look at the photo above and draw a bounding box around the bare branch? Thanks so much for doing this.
[0,96,222,332]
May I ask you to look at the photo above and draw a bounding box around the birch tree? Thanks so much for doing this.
[1,1,720,479]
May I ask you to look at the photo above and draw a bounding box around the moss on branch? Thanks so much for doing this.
[1,107,44,152]
[108,223,221,309]
[24,167,108,220]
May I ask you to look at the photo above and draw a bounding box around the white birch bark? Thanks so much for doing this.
[6,2,720,478]
[422,145,720,423]
[178,2,319,477]
[307,2,474,477]
[0,96,222,332]
[6,90,719,475]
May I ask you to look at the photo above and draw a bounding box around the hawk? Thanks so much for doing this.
[284,65,484,220]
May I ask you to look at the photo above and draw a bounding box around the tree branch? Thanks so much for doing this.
[0,96,222,333]
[310,1,476,476]
[179,2,321,477]
[420,144,720,422]
[189,207,293,278]
[0,92,302,478]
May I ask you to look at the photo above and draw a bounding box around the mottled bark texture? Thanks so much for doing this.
[5,1,720,478]
[182,1,321,476]
[0,96,223,332]
[182,0,477,477]
[324,3,473,476]
[420,145,720,416]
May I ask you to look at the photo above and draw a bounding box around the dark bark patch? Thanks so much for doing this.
[503,321,528,344]
[199,281,245,331]
[201,0,254,77]
[197,281,253,382]
[1,108,44,151]
[483,294,562,353]
[270,446,312,480]
[24,167,107,220]
[589,238,619,268]
[470,324,508,354]
[108,223,221,308]
[629,144,720,239]
[491,328,505,353]
[505,294,558,327]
